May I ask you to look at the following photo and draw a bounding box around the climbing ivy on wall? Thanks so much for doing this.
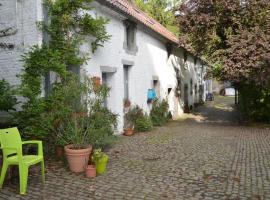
[15,0,110,139]
[20,0,110,97]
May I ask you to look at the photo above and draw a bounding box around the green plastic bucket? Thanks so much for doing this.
[95,154,109,175]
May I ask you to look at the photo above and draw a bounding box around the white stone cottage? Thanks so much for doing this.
[0,0,211,133]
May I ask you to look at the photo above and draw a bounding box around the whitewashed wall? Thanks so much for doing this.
[82,2,207,133]
[0,0,43,119]
[0,0,43,85]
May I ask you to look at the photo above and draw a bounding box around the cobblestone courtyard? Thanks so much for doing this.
[1,96,270,200]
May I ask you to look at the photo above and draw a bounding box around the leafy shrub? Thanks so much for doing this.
[0,79,17,112]
[15,74,118,151]
[88,104,118,149]
[150,99,169,126]
[238,83,270,123]
[135,115,153,132]
[124,105,153,132]
[124,105,143,129]
[55,75,118,149]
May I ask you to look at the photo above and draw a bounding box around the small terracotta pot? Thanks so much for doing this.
[85,165,96,178]
[65,144,92,173]
[56,146,64,158]
[123,128,134,136]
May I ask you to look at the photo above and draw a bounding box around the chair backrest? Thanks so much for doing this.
[0,127,22,157]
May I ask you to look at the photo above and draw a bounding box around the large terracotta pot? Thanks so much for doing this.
[64,144,92,173]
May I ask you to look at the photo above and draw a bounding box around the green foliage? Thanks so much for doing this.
[17,73,118,150]
[124,105,144,129]
[135,115,153,132]
[16,0,111,141]
[59,115,92,149]
[133,0,179,35]
[150,99,169,126]
[124,105,153,132]
[177,0,270,123]
[0,79,17,112]
[92,149,108,163]
[238,84,270,123]
[87,102,118,149]
[177,0,270,85]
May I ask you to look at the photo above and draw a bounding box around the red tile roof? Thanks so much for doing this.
[97,0,179,44]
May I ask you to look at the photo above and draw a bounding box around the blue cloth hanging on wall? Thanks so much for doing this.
[147,89,157,103]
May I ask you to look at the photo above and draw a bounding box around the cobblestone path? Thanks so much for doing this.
[1,96,270,200]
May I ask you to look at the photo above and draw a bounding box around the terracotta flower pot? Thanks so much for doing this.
[64,144,92,173]
[123,128,134,136]
[85,165,96,178]
[92,76,101,91]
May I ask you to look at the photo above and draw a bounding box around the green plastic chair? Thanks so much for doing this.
[0,127,45,194]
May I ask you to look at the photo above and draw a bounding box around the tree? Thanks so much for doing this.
[176,0,270,122]
[176,0,270,85]
[133,0,179,35]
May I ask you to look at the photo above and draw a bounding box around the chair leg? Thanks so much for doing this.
[41,160,45,185]
[19,165,28,195]
[0,162,8,189]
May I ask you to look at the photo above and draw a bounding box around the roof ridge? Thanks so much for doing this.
[100,0,179,44]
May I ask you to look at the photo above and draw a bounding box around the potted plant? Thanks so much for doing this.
[123,99,131,108]
[123,106,136,136]
[92,149,109,175]
[60,115,93,173]
[92,76,101,91]
[123,105,145,136]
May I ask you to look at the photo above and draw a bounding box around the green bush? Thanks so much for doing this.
[124,105,153,132]
[15,74,118,151]
[55,75,118,149]
[238,83,270,123]
[135,115,153,132]
[0,79,17,112]
[124,105,143,129]
[150,99,169,126]
[88,104,118,149]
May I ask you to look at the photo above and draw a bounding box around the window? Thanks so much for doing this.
[153,79,160,98]
[184,51,188,63]
[190,79,193,95]
[123,65,130,100]
[124,20,138,54]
